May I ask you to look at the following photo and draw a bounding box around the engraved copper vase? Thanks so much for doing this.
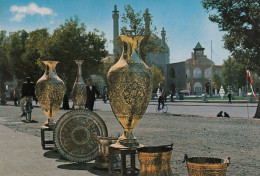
[107,35,153,148]
[137,144,173,176]
[184,154,230,176]
[36,61,65,126]
[72,60,87,109]
[95,136,120,169]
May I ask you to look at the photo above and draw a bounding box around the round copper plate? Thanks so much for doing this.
[54,109,108,162]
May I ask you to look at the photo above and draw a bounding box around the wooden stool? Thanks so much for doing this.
[41,126,54,150]
[108,146,138,176]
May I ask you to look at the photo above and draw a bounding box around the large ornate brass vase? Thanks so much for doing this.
[36,61,65,126]
[72,60,87,109]
[107,35,153,148]
[184,154,230,176]
[137,144,173,176]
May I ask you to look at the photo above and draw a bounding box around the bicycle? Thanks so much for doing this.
[24,96,33,122]
[155,104,168,113]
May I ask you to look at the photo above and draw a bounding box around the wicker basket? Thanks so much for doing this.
[137,144,173,176]
[184,154,230,176]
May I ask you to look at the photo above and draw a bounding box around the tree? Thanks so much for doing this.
[202,0,260,118]
[22,29,50,83]
[42,17,108,96]
[0,30,12,104]
[116,5,165,62]
[212,72,222,90]
[150,65,165,91]
[221,56,246,91]
[7,30,29,81]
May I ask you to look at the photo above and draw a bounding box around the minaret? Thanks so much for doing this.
[161,27,166,43]
[144,9,150,32]
[112,5,119,54]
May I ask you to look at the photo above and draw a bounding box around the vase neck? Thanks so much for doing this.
[120,35,144,63]
[43,61,58,78]
[75,60,84,82]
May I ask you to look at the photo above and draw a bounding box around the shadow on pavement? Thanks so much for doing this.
[57,163,108,175]
[43,150,67,162]
[21,120,38,123]
[43,150,108,175]
[43,150,60,159]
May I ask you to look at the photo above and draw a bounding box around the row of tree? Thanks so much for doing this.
[0,17,108,104]
[0,5,166,104]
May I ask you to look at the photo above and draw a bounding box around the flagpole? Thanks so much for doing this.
[246,72,249,118]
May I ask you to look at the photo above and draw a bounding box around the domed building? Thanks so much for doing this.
[111,5,222,95]
[112,5,170,87]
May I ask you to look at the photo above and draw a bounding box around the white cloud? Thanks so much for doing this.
[10,3,56,22]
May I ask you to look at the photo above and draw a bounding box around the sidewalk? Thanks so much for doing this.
[0,124,106,176]
[0,104,259,175]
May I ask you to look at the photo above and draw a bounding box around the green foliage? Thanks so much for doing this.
[0,16,108,97]
[202,0,260,75]
[41,17,108,94]
[150,65,164,90]
[212,72,222,89]
[221,56,246,91]
[116,5,165,62]
[0,30,12,104]
[7,30,29,80]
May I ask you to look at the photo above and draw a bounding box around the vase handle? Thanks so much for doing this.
[224,157,231,166]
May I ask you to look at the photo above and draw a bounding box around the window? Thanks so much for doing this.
[193,67,202,79]
[169,68,175,78]
[186,68,190,79]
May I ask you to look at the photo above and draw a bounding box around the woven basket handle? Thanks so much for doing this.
[183,153,189,163]
[224,157,231,166]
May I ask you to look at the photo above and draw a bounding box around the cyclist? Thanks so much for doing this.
[158,93,165,111]
[20,77,36,117]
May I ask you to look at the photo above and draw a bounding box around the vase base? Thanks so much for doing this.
[110,141,144,149]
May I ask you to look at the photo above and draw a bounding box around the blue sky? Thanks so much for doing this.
[0,0,230,65]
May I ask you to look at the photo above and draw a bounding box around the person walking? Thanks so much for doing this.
[158,93,165,110]
[20,77,35,117]
[228,92,232,104]
[85,78,97,111]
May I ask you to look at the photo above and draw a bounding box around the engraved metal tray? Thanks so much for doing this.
[54,109,108,162]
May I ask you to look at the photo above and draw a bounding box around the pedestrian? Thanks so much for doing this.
[20,77,36,117]
[103,87,108,103]
[224,112,230,118]
[85,78,97,111]
[13,90,18,106]
[228,92,232,104]
[170,91,174,102]
[164,93,167,102]
[158,93,165,110]
[217,111,223,117]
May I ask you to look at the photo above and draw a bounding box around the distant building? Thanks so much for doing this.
[166,42,222,95]
[112,5,170,89]
[111,5,222,95]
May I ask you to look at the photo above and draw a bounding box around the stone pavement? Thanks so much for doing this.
[0,124,107,176]
[0,101,259,175]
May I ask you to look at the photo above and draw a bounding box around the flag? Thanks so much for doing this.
[247,70,257,98]
[246,70,253,84]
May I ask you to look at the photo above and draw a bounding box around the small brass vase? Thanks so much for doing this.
[95,136,120,169]
[72,60,87,109]
[107,35,153,148]
[36,61,65,127]
[184,154,230,176]
[137,144,173,176]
